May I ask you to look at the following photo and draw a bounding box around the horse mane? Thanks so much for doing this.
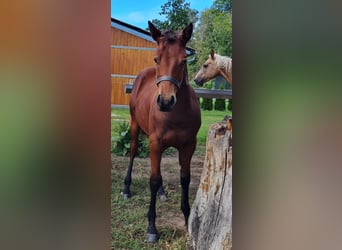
[161,30,178,43]
[183,63,189,85]
[214,54,232,75]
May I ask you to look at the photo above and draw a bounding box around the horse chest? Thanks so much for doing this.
[150,113,200,146]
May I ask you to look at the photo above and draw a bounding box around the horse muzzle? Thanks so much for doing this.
[194,78,204,86]
[157,94,176,112]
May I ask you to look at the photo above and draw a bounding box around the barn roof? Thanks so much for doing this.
[111,18,196,56]
[111,18,154,43]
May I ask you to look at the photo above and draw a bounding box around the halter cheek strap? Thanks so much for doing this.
[156,76,181,88]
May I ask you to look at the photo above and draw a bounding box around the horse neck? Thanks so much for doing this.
[216,55,232,84]
[176,66,191,100]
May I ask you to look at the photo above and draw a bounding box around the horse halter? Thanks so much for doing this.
[156,76,182,88]
[155,64,187,89]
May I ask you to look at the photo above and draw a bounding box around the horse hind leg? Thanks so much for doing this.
[157,183,167,202]
[178,142,196,226]
[123,120,140,199]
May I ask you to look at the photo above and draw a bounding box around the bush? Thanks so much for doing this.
[137,134,150,158]
[214,98,226,111]
[202,98,213,110]
[228,99,232,111]
[111,121,149,157]
[214,84,227,111]
[201,81,214,110]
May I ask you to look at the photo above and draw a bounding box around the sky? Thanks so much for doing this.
[111,0,214,29]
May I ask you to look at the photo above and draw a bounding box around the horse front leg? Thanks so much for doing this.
[178,141,196,226]
[146,139,163,243]
[123,120,140,199]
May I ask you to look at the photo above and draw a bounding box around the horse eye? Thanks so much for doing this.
[203,64,208,68]
[154,57,159,64]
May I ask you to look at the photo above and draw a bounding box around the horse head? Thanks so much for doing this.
[194,49,218,86]
[194,49,232,86]
[148,21,193,112]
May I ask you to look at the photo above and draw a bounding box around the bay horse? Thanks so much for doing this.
[194,49,232,86]
[123,21,201,243]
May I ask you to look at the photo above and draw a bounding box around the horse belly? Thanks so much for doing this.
[166,132,189,146]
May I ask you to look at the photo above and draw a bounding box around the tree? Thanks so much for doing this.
[212,0,232,12]
[189,121,232,250]
[149,0,232,89]
[188,0,232,81]
[150,0,199,31]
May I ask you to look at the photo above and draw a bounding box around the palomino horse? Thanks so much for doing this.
[194,49,232,86]
[123,21,201,243]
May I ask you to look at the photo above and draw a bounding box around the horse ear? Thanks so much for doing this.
[182,23,193,44]
[148,21,161,43]
[210,49,215,59]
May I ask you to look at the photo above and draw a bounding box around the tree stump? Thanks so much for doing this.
[188,120,232,250]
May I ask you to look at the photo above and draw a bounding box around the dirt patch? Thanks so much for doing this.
[112,145,205,234]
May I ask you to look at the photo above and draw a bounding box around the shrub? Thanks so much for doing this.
[201,81,214,110]
[137,135,150,158]
[214,83,226,111]
[111,121,149,157]
[202,98,213,110]
[228,99,232,111]
[214,98,226,111]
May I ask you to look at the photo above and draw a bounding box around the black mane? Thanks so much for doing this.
[161,30,178,43]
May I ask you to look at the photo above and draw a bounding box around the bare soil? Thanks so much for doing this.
[111,145,205,232]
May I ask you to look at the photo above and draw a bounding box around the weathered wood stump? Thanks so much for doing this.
[188,119,232,250]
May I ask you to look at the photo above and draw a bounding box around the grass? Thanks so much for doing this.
[196,109,232,144]
[111,105,231,249]
[111,108,130,138]
[111,159,191,250]
[111,107,232,146]
[111,107,131,120]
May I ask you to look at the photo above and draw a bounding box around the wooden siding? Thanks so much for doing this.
[111,28,155,48]
[111,48,155,75]
[111,26,156,105]
[111,77,133,105]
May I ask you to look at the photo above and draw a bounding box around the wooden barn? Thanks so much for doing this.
[111,18,156,105]
[111,18,195,106]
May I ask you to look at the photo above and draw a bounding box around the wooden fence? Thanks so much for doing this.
[123,84,232,99]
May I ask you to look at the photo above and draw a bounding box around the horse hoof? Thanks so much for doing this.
[158,194,168,202]
[146,233,158,243]
[123,193,130,200]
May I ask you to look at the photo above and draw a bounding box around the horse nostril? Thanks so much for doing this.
[157,94,175,111]
[169,95,175,106]
[194,78,203,86]
[157,94,162,106]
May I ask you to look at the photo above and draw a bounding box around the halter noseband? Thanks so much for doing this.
[156,76,182,88]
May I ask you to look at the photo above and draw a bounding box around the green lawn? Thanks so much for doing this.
[111,166,189,249]
[111,106,231,249]
[196,109,232,144]
[111,107,231,146]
